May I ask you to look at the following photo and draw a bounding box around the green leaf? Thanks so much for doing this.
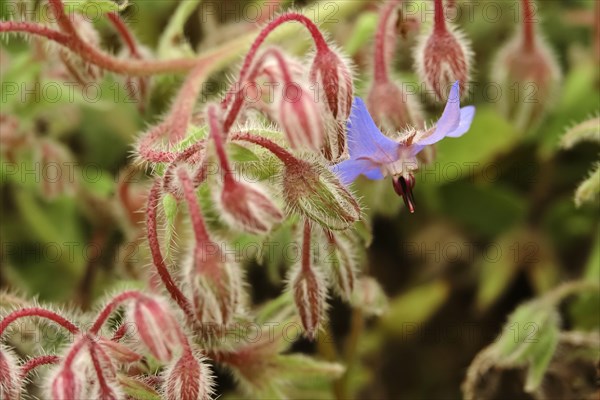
[381,281,449,335]
[67,0,128,15]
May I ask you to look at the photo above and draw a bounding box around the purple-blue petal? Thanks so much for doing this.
[416,81,462,146]
[346,97,400,164]
[331,158,384,186]
[446,105,475,138]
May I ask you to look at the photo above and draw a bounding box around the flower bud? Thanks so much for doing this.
[366,80,425,133]
[0,346,19,400]
[277,83,326,151]
[35,138,76,199]
[414,25,472,102]
[289,263,327,339]
[128,297,184,362]
[98,338,143,364]
[47,339,92,400]
[283,158,361,230]
[186,246,245,327]
[89,341,124,400]
[309,49,354,159]
[491,36,561,132]
[218,179,283,234]
[351,276,388,317]
[163,351,214,400]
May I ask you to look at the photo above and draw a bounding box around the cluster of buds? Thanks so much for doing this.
[491,0,561,132]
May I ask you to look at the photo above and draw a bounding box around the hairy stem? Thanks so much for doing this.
[207,105,234,184]
[434,0,447,35]
[301,220,312,273]
[20,355,60,378]
[0,21,70,45]
[231,132,298,165]
[373,1,401,83]
[107,12,139,56]
[521,0,536,51]
[146,180,194,318]
[0,307,79,336]
[89,290,145,335]
[177,168,212,244]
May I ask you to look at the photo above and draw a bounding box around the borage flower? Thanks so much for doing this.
[332,81,475,213]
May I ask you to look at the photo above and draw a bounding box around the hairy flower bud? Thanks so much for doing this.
[163,351,214,400]
[128,297,184,362]
[0,346,19,400]
[309,48,354,160]
[218,179,283,234]
[277,83,326,151]
[289,263,327,339]
[283,158,361,230]
[186,246,245,327]
[351,276,388,317]
[491,35,561,132]
[414,22,472,102]
[47,339,92,400]
[367,80,425,133]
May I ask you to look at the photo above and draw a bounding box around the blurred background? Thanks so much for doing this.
[1,1,599,399]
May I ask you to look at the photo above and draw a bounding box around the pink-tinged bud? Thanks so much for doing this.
[289,263,327,339]
[0,346,19,400]
[309,48,354,160]
[186,247,245,327]
[218,179,283,234]
[324,232,357,301]
[283,158,361,230]
[163,351,214,400]
[98,338,143,364]
[128,297,184,362]
[414,2,472,102]
[491,1,561,132]
[367,80,425,133]
[89,341,123,400]
[277,83,326,151]
[47,339,91,400]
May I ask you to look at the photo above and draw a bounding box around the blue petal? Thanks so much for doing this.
[416,81,462,146]
[346,98,400,164]
[332,158,384,186]
[446,106,475,138]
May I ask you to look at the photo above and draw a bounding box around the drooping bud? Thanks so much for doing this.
[218,179,283,234]
[323,231,357,301]
[163,351,214,400]
[277,82,326,151]
[185,245,245,327]
[128,296,184,362]
[283,157,361,230]
[0,345,20,400]
[351,276,389,317]
[309,48,354,160]
[414,0,472,102]
[491,0,561,132]
[88,340,124,400]
[288,222,327,339]
[47,338,92,400]
[366,80,425,133]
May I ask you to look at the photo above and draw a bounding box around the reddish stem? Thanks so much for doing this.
[434,0,447,35]
[0,21,70,45]
[177,168,212,244]
[221,12,330,128]
[207,105,234,185]
[107,12,139,56]
[20,355,60,378]
[0,307,79,336]
[231,132,298,165]
[521,0,536,51]
[301,220,312,273]
[88,341,115,397]
[373,1,401,83]
[89,290,144,335]
[111,324,128,342]
[146,180,194,319]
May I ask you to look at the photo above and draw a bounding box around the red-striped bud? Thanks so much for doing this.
[163,351,214,400]
[414,1,472,102]
[290,263,327,339]
[47,339,91,400]
[0,346,19,400]
[128,297,184,362]
[323,232,357,301]
[309,48,354,160]
[219,179,283,234]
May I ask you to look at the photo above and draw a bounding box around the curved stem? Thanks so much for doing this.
[373,1,401,83]
[107,12,139,56]
[207,105,234,184]
[88,341,115,396]
[521,0,535,51]
[89,290,144,335]
[146,180,194,319]
[0,307,79,336]
[20,355,60,378]
[0,21,70,45]
[177,169,212,245]
[434,0,447,35]
[231,132,298,165]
